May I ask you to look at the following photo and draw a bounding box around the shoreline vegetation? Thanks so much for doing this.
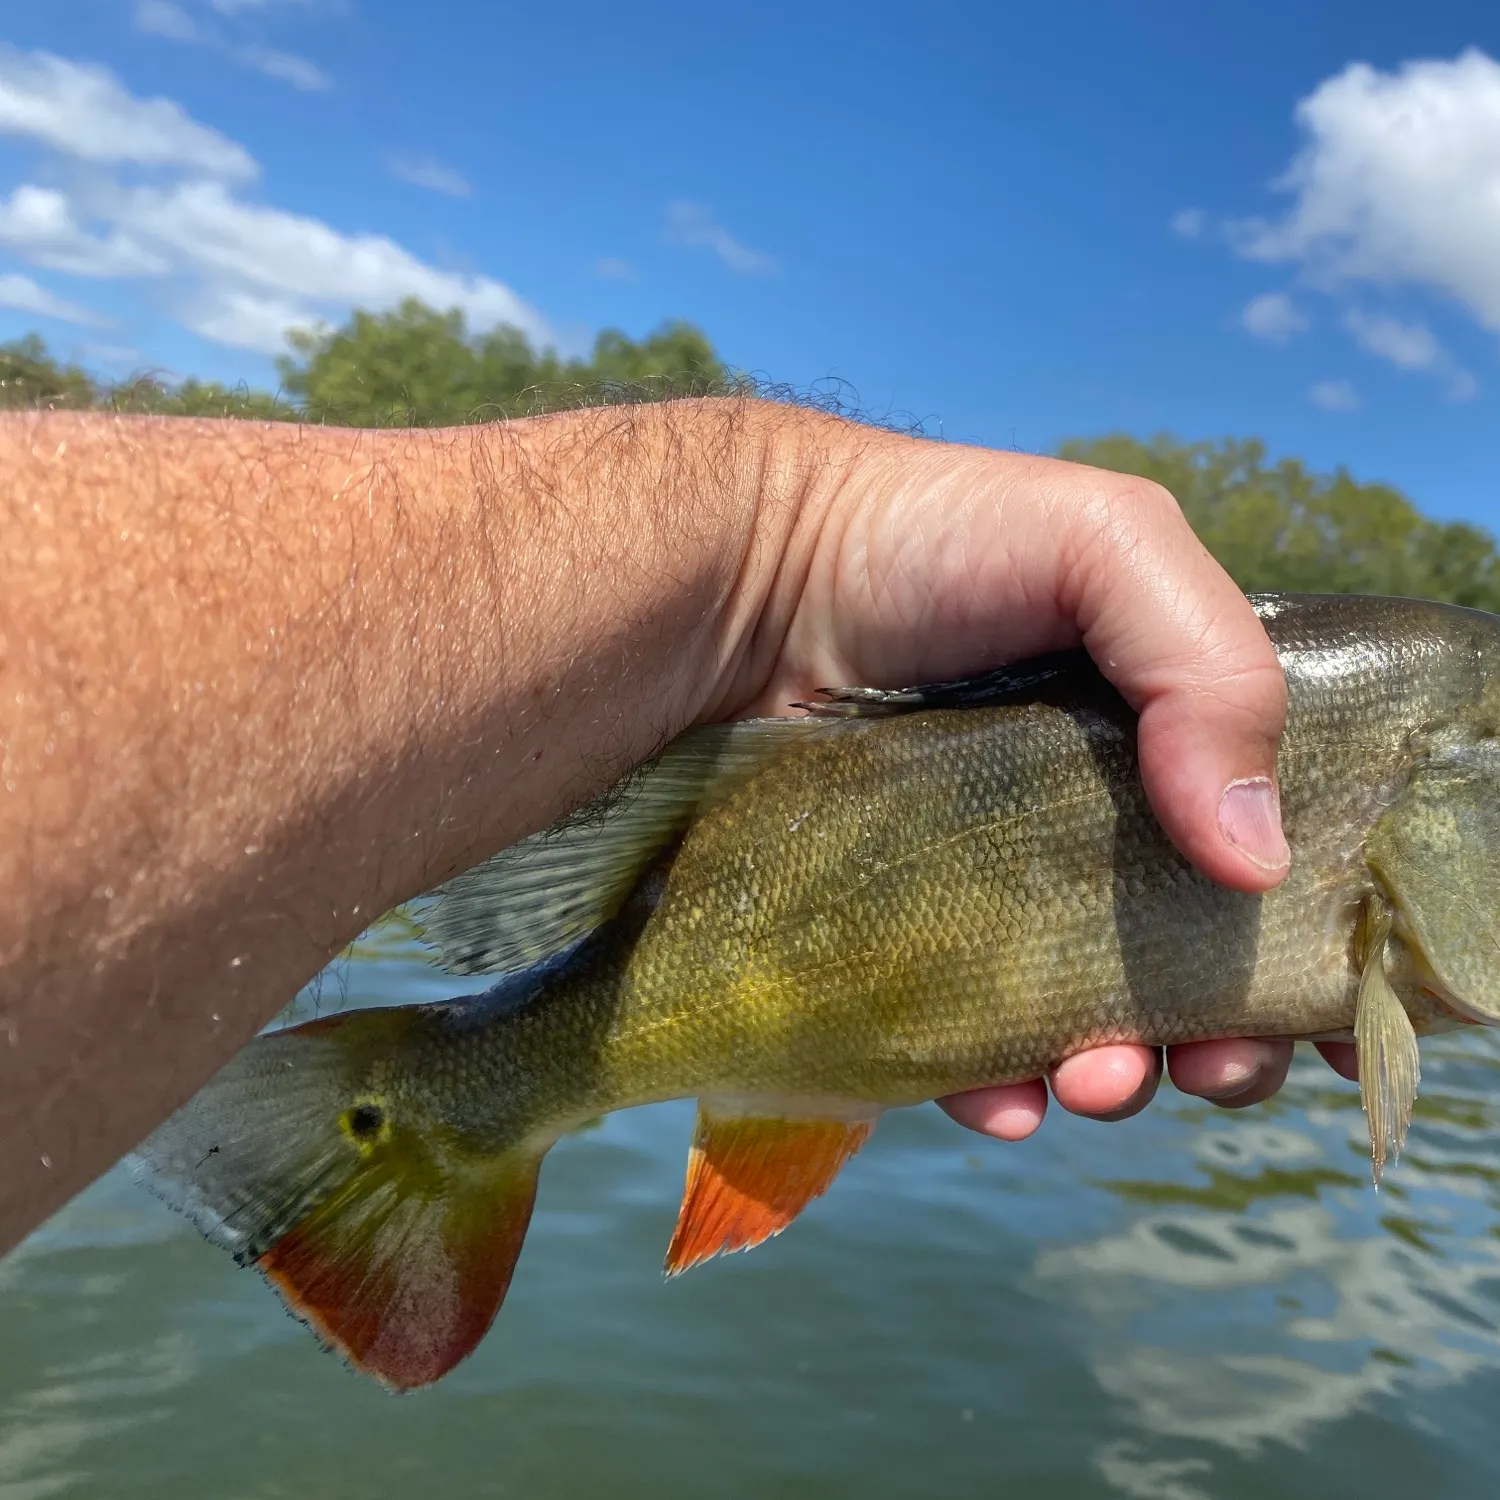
[5,296,1498,612]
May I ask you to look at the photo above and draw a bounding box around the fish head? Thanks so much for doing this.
[1368,725,1500,1026]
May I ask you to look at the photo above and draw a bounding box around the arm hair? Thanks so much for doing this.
[0,400,846,1249]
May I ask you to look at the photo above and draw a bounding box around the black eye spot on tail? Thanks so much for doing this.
[348,1103,385,1140]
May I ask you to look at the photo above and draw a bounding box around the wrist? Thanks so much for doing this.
[386,399,839,883]
[692,401,880,721]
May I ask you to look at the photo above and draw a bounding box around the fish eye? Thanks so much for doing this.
[345,1102,386,1141]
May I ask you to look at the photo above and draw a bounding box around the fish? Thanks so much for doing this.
[133,592,1500,1390]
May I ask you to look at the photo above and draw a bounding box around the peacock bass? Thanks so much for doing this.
[135,594,1500,1390]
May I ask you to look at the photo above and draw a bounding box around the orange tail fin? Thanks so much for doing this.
[132,1008,548,1392]
[258,1145,542,1390]
[665,1100,877,1275]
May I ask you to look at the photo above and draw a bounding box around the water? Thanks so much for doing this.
[7,920,1500,1498]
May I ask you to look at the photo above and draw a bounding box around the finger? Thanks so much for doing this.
[938,1079,1049,1140]
[1167,1037,1294,1108]
[1050,1044,1161,1120]
[1315,1039,1360,1081]
[1055,470,1291,893]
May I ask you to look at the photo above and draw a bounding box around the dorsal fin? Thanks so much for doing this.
[797,647,1100,718]
[423,717,835,976]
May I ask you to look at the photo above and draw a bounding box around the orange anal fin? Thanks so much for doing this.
[665,1106,875,1276]
[257,1153,541,1392]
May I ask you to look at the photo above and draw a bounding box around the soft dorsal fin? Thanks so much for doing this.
[797,647,1100,718]
[424,717,835,976]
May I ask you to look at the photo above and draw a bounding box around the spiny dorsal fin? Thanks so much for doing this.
[665,1095,880,1276]
[424,717,835,976]
[797,648,1099,718]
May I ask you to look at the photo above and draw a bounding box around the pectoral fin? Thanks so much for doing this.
[1354,902,1420,1186]
[665,1099,879,1275]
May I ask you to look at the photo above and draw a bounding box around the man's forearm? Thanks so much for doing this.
[0,400,841,1248]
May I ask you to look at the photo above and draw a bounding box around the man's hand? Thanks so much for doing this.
[702,429,1359,1135]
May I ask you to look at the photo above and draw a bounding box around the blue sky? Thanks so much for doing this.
[1,1,1498,527]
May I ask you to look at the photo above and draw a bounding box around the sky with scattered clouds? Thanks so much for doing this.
[1,2,1498,526]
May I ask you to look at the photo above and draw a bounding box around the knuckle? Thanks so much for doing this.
[1048,473,1188,614]
[1177,665,1289,753]
[1070,472,1185,550]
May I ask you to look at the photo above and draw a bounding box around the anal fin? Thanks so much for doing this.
[665,1098,878,1276]
[1355,899,1421,1186]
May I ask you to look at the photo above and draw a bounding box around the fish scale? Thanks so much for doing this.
[134,593,1500,1388]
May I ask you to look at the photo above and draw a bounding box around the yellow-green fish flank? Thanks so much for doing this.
[136,593,1500,1388]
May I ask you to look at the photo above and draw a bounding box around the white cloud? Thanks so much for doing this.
[236,46,330,91]
[112,181,538,339]
[1343,308,1441,369]
[1309,378,1361,411]
[0,47,255,178]
[0,185,168,276]
[211,0,318,12]
[1449,369,1480,401]
[184,286,318,350]
[1233,49,1500,335]
[1241,291,1308,343]
[594,257,635,280]
[133,1,200,41]
[666,200,777,275]
[387,153,472,198]
[134,4,331,92]
[0,271,109,325]
[0,178,543,355]
[1343,308,1476,399]
[1170,208,1207,239]
[0,53,544,356]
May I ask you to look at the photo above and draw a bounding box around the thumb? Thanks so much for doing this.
[1067,476,1290,893]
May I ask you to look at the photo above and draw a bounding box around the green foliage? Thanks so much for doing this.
[0,334,99,410]
[7,316,1496,610]
[1061,432,1500,613]
[0,334,293,419]
[109,375,291,421]
[0,303,734,427]
[277,299,738,426]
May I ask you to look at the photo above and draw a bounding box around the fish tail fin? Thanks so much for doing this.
[133,1006,548,1391]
